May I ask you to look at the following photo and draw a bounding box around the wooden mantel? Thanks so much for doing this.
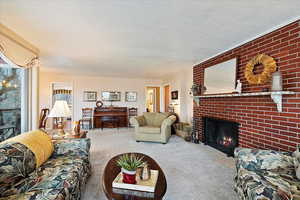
[193,91,296,112]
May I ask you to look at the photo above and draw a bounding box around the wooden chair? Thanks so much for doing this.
[81,108,93,130]
[39,108,50,129]
[128,107,138,127]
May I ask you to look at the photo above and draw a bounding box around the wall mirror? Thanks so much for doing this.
[203,58,237,95]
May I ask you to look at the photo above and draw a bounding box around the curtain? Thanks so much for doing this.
[0,23,39,68]
[52,89,72,108]
[0,23,40,131]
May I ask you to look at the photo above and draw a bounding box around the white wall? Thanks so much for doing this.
[39,71,162,121]
[162,67,193,123]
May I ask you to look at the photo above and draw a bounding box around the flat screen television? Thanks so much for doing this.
[203,58,237,95]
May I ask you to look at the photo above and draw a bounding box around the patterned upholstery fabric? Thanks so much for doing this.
[0,138,91,200]
[0,130,18,143]
[3,130,54,167]
[0,142,36,195]
[234,148,300,200]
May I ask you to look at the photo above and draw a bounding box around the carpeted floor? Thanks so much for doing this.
[82,128,239,200]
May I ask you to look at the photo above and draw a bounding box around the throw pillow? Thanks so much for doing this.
[3,130,54,167]
[293,147,300,179]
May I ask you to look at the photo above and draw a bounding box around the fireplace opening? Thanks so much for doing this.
[203,117,239,156]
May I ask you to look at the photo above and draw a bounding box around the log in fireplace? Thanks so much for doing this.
[203,117,239,156]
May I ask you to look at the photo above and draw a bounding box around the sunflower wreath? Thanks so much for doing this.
[244,54,277,85]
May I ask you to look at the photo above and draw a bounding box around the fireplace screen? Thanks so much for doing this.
[203,117,239,156]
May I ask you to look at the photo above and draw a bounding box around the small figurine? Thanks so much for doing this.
[235,80,242,94]
[190,84,202,96]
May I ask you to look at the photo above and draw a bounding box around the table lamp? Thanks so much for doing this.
[48,100,71,135]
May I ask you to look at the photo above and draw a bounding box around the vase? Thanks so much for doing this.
[140,164,151,180]
[121,168,136,184]
[271,71,282,91]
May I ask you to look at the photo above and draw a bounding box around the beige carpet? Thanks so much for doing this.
[82,128,239,200]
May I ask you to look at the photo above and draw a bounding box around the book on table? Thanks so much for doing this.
[112,188,155,198]
[112,170,159,193]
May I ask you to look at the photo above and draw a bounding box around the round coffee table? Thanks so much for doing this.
[102,153,167,200]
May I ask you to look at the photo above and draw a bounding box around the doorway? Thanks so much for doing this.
[164,85,170,112]
[146,87,160,112]
[51,82,73,129]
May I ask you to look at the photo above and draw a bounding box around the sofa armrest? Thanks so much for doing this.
[161,115,176,127]
[52,138,91,158]
[130,116,146,127]
[234,148,294,172]
[160,115,177,142]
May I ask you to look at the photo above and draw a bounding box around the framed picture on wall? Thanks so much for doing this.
[125,91,137,102]
[101,91,121,101]
[171,90,178,100]
[83,91,97,102]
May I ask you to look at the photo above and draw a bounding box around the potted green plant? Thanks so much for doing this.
[116,153,145,184]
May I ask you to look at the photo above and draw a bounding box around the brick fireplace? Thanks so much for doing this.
[203,117,239,156]
[193,20,300,152]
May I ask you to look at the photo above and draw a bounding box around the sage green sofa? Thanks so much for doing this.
[130,112,177,144]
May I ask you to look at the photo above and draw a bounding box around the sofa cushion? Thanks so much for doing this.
[1,155,91,199]
[138,126,161,134]
[234,148,299,200]
[0,142,36,197]
[234,168,294,200]
[0,138,91,199]
[143,112,172,127]
[52,138,91,158]
[292,148,300,179]
[143,112,157,126]
[235,148,294,172]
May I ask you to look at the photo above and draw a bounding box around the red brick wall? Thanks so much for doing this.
[193,20,300,152]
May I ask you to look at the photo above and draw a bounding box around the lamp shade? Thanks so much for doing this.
[48,100,71,118]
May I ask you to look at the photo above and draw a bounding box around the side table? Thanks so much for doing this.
[45,129,88,140]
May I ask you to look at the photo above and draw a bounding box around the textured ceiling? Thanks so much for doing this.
[0,0,299,79]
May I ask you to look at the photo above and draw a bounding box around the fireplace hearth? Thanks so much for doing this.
[203,117,239,156]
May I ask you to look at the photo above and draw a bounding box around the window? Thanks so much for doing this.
[0,62,24,141]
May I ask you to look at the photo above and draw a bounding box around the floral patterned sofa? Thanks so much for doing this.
[234,148,300,200]
[0,138,91,200]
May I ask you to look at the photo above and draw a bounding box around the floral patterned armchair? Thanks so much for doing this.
[234,148,300,200]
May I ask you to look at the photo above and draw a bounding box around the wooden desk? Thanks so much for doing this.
[94,107,128,129]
